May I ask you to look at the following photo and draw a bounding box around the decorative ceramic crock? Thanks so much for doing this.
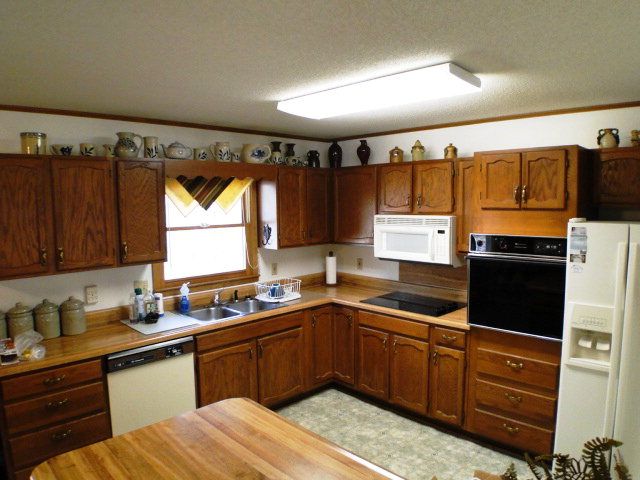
[144,136,159,158]
[34,299,61,339]
[115,132,143,158]
[269,141,283,164]
[211,142,231,162]
[60,296,86,336]
[444,143,458,159]
[389,146,403,163]
[597,128,620,148]
[7,302,34,338]
[411,140,425,161]
[242,144,271,163]
[20,132,47,154]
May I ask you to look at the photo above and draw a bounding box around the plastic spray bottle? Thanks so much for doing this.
[179,282,190,314]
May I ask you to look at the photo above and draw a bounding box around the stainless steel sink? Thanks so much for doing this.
[186,299,282,322]
[186,305,243,322]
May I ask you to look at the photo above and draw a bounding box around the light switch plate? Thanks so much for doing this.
[85,285,99,304]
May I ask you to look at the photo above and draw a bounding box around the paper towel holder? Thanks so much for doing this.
[326,251,337,286]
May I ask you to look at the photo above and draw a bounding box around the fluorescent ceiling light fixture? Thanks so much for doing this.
[277,62,481,120]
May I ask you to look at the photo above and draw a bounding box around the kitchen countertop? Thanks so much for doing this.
[31,397,403,480]
[0,284,467,378]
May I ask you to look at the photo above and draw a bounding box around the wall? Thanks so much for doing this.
[334,106,640,280]
[0,110,327,312]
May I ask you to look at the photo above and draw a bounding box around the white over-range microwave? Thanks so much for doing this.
[373,214,461,266]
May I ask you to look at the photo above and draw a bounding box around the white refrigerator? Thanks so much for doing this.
[555,221,639,473]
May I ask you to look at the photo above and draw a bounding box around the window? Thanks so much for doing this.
[152,186,258,293]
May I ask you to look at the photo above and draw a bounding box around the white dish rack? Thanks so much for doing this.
[255,278,301,303]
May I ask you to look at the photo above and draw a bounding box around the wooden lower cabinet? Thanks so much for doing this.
[258,327,306,406]
[429,345,465,426]
[333,307,355,385]
[356,327,389,400]
[390,335,429,415]
[197,340,258,406]
[308,307,334,385]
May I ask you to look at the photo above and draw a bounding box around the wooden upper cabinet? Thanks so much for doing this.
[413,161,454,213]
[478,152,521,209]
[308,307,333,385]
[521,150,567,210]
[258,327,305,406]
[277,168,307,247]
[117,160,166,264]
[389,335,429,415]
[306,169,331,244]
[197,340,258,406]
[51,159,116,271]
[429,345,465,426]
[0,158,53,278]
[378,164,412,213]
[333,307,355,385]
[596,147,640,206]
[455,158,476,253]
[334,166,377,244]
[356,326,389,400]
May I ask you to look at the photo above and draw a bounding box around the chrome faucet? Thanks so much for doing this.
[212,289,224,305]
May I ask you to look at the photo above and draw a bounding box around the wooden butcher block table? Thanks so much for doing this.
[31,397,403,480]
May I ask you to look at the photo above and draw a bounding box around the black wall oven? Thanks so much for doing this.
[467,234,567,341]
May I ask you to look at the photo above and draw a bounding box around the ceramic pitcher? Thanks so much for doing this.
[597,128,619,149]
[115,132,143,158]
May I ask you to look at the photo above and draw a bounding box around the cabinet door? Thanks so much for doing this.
[278,168,306,247]
[308,307,333,385]
[333,307,355,385]
[413,161,454,213]
[306,169,331,244]
[197,340,258,406]
[0,158,53,278]
[51,159,116,270]
[356,327,389,400]
[390,335,429,415]
[455,158,476,253]
[258,327,305,406]
[117,160,166,264]
[478,153,521,209]
[521,149,567,210]
[596,148,640,206]
[334,167,377,244]
[429,345,465,426]
[377,164,412,213]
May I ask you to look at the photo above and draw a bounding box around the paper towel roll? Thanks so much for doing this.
[326,253,337,285]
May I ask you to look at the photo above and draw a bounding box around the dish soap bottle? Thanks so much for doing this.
[179,283,190,314]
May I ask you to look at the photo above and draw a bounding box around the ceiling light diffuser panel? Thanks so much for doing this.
[277,62,481,120]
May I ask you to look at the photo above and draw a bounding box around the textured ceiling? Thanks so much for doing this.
[1,0,639,139]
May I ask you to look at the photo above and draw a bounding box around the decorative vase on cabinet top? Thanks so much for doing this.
[162,141,193,159]
[242,144,271,163]
[356,140,370,166]
[211,142,231,162]
[444,143,458,159]
[269,141,284,164]
[328,141,342,168]
[411,140,425,161]
[597,128,620,148]
[389,146,403,163]
[307,150,320,168]
[115,132,143,158]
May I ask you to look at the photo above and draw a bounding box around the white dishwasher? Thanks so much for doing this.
[106,336,197,436]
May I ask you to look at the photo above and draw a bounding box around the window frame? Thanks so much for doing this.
[152,184,259,295]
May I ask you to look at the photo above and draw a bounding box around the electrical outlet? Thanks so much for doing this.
[356,258,363,270]
[271,263,278,275]
[85,285,99,305]
[133,280,148,294]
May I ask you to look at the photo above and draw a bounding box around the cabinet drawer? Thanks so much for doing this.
[432,327,466,349]
[475,379,556,426]
[358,310,429,339]
[5,382,107,435]
[9,412,110,468]
[472,409,554,454]
[476,347,559,391]
[2,360,102,401]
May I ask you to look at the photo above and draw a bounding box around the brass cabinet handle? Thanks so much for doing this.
[513,185,520,204]
[416,194,422,207]
[506,360,524,370]
[122,241,129,260]
[382,337,387,350]
[504,392,523,404]
[347,315,353,327]
[248,347,253,360]
[311,314,316,328]
[258,342,263,358]
[521,184,528,204]
[43,374,66,386]
[39,247,48,266]
[405,194,410,206]
[56,247,64,264]
[392,339,397,353]
[441,334,457,343]
[51,429,72,441]
[502,423,519,435]
[46,398,70,410]
[433,350,439,365]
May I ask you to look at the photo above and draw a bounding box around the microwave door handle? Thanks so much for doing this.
[429,231,435,261]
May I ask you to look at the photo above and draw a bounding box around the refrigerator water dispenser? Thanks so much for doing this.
[568,303,614,365]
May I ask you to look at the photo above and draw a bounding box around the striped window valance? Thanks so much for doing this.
[165,175,253,216]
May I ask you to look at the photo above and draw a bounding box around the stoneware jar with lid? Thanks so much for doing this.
[60,296,86,336]
[34,299,61,339]
[7,303,34,339]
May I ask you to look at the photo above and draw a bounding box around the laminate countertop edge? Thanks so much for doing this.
[0,285,468,378]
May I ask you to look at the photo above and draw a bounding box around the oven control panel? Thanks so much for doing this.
[470,234,566,258]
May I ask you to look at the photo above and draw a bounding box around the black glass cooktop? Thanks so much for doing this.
[361,291,463,317]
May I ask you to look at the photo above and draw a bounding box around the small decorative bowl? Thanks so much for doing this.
[50,144,74,156]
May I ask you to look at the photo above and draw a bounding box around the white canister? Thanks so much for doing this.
[153,293,164,316]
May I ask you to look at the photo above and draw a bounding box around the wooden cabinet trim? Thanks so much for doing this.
[428,345,465,426]
[412,161,454,214]
[332,307,356,385]
[358,310,429,339]
[521,149,567,210]
[356,326,389,400]
[389,334,429,415]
